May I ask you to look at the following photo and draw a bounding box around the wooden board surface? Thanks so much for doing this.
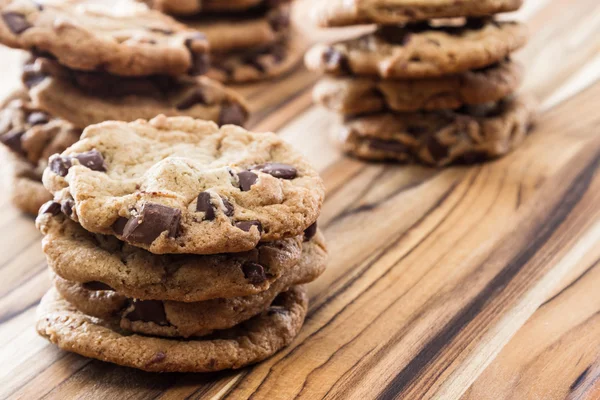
[1,0,600,399]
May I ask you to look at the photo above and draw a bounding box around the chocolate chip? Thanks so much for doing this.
[235,220,262,233]
[242,262,266,285]
[221,197,234,216]
[21,66,46,88]
[304,222,317,241]
[176,88,207,110]
[237,171,258,191]
[74,150,107,172]
[82,281,114,291]
[0,130,25,155]
[27,111,49,126]
[427,137,449,162]
[49,156,72,177]
[185,33,209,76]
[112,217,128,235]
[219,103,246,126]
[196,191,215,221]
[61,200,74,217]
[146,351,166,366]
[125,300,169,326]
[2,12,31,34]
[252,163,297,180]
[40,201,61,215]
[368,138,409,154]
[122,203,182,245]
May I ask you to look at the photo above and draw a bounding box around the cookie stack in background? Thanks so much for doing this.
[305,0,537,167]
[35,115,327,372]
[143,0,303,83]
[0,0,249,214]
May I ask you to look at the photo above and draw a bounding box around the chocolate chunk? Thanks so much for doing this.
[74,150,107,172]
[176,88,207,110]
[61,200,74,216]
[185,33,209,76]
[40,201,61,215]
[27,111,49,126]
[219,103,246,126]
[112,216,128,235]
[2,12,31,34]
[0,130,25,155]
[252,163,297,180]
[235,220,262,233]
[241,262,267,285]
[82,281,114,291]
[304,222,317,241]
[221,196,234,217]
[146,351,166,366]
[196,191,215,221]
[49,156,72,177]
[427,137,449,162]
[368,138,409,154]
[21,66,46,88]
[122,203,181,245]
[125,300,169,326]
[237,171,258,191]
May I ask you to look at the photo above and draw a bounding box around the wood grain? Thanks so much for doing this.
[1,0,600,399]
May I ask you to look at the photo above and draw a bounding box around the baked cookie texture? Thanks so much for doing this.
[24,57,250,129]
[0,0,210,76]
[311,0,524,27]
[337,94,537,166]
[37,285,308,372]
[0,91,80,214]
[313,60,524,115]
[42,116,324,255]
[305,20,528,79]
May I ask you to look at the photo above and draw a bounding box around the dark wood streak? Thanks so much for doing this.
[377,148,600,399]
[570,365,591,391]
[540,257,600,308]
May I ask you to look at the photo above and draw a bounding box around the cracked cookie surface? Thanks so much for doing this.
[36,285,307,372]
[336,94,537,167]
[42,115,324,254]
[305,19,528,79]
[24,57,249,129]
[0,0,209,76]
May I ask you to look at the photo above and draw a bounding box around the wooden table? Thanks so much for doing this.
[1,0,600,398]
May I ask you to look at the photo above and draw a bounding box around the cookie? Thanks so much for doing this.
[142,0,285,16]
[183,5,290,54]
[42,115,324,255]
[207,35,305,83]
[0,91,80,214]
[36,285,307,372]
[311,0,523,27]
[24,57,249,129]
[336,94,536,167]
[0,0,209,76]
[305,19,528,79]
[37,212,322,302]
[52,229,326,337]
[313,60,524,115]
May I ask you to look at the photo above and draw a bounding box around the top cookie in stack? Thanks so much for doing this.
[305,0,537,167]
[143,0,303,83]
[35,115,327,372]
[0,0,250,214]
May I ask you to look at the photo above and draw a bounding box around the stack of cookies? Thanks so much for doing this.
[0,0,250,214]
[35,115,327,372]
[305,0,537,167]
[143,0,302,83]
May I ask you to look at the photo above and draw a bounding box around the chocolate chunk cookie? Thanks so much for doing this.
[0,90,80,214]
[313,60,524,115]
[42,116,324,254]
[53,229,326,337]
[37,212,309,302]
[36,285,307,372]
[311,0,523,27]
[305,19,528,79]
[24,57,249,129]
[336,94,537,166]
[207,35,305,83]
[0,0,209,76]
